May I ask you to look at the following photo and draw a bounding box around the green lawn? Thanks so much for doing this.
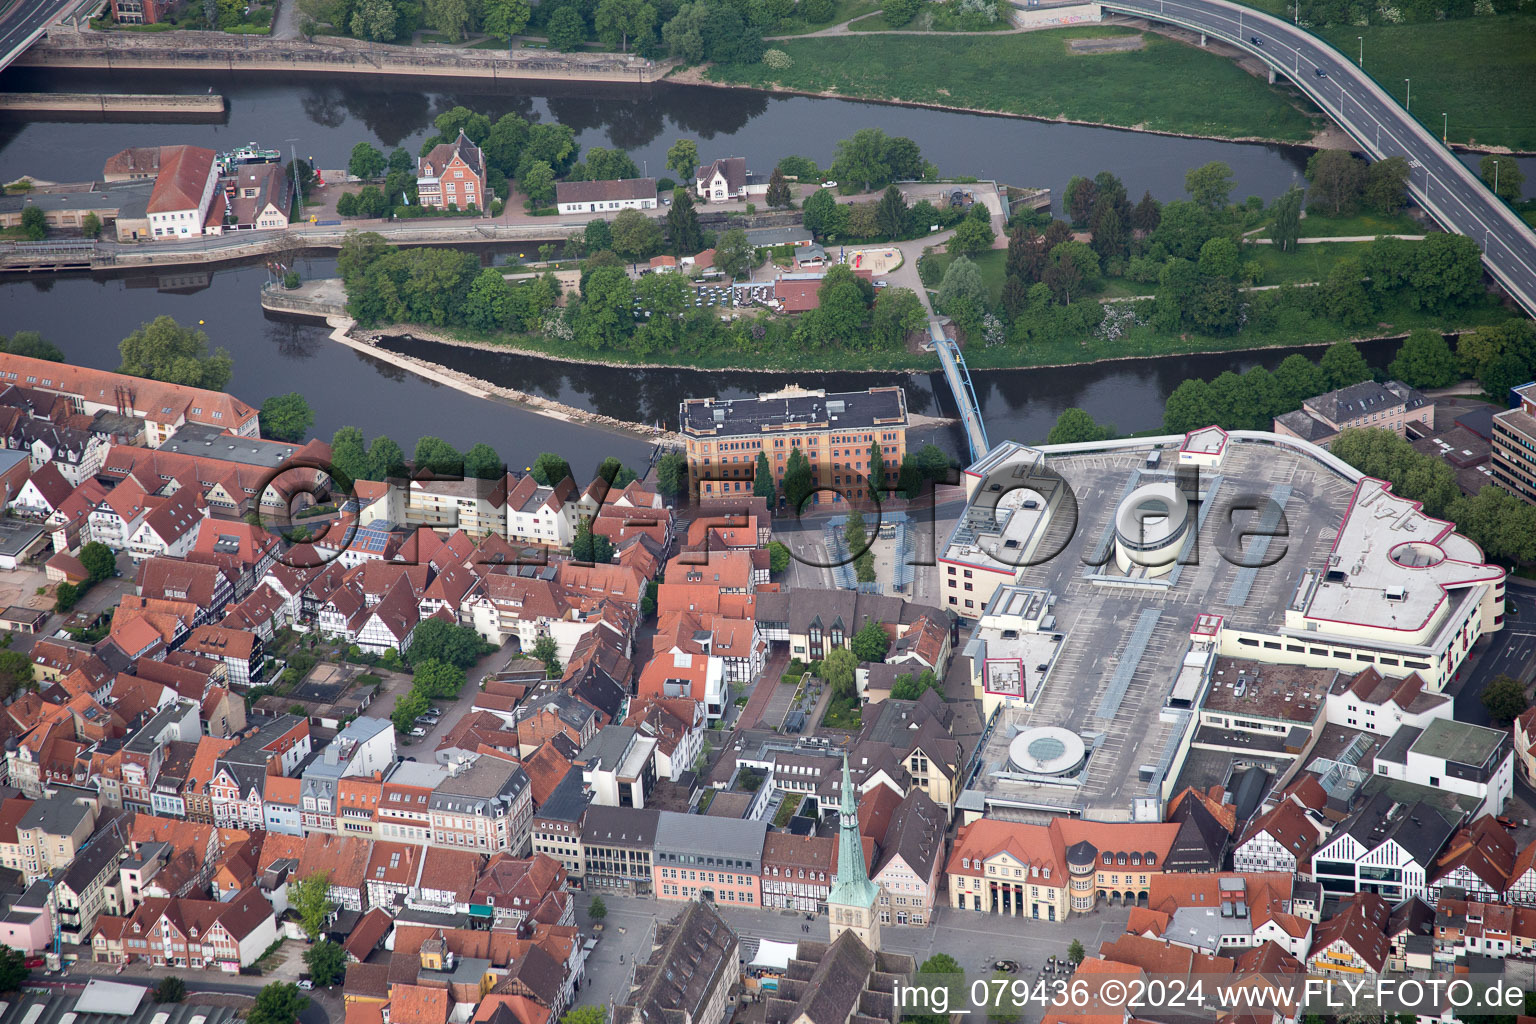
[1284,211,1423,238]
[1245,240,1372,284]
[770,0,881,36]
[708,29,1318,141]
[1315,15,1536,152]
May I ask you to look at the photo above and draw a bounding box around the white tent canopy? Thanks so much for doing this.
[748,939,799,971]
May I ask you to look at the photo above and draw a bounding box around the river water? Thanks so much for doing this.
[0,69,1517,466]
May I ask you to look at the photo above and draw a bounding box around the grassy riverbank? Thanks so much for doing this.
[706,29,1320,142]
[1312,14,1536,152]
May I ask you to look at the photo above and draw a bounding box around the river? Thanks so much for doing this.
[0,69,1517,469]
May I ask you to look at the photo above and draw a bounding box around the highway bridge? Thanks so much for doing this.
[0,0,90,73]
[931,319,990,461]
[1105,0,1536,319]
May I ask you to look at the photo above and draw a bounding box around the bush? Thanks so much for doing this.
[283,270,302,289]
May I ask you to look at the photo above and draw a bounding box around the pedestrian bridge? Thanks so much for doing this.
[930,319,989,463]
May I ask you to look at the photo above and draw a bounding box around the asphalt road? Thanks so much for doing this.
[1452,584,1536,727]
[1107,0,1536,318]
[0,0,73,73]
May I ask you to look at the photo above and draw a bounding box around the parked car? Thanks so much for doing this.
[820,181,838,189]
[298,980,315,991]
[24,957,44,968]
[1498,816,1520,829]
[409,727,427,737]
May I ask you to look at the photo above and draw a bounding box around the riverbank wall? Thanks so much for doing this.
[261,282,684,444]
[0,92,225,114]
[0,220,581,271]
[15,29,670,84]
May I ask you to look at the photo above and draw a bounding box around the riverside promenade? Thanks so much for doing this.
[15,28,671,83]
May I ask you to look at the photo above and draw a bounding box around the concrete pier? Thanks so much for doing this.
[0,92,225,115]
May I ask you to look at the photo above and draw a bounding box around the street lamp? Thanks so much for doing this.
[1404,78,1410,111]
[1357,36,1363,68]
[1442,112,1448,144]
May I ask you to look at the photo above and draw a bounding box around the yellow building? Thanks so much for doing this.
[679,385,907,504]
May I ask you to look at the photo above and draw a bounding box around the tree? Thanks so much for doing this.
[831,127,893,193]
[753,452,775,498]
[348,142,385,180]
[530,452,572,486]
[330,425,371,485]
[392,688,430,733]
[871,286,926,349]
[868,440,887,492]
[153,977,187,1003]
[1046,408,1114,445]
[409,618,490,669]
[532,635,561,677]
[1388,330,1459,389]
[907,954,965,1024]
[782,448,814,513]
[889,669,938,701]
[1197,236,1240,280]
[1306,149,1367,216]
[0,945,28,993]
[1319,340,1371,389]
[666,139,700,183]
[80,541,116,582]
[1480,155,1524,204]
[597,457,637,487]
[589,895,608,921]
[519,160,556,208]
[291,872,335,940]
[349,0,398,41]
[766,168,793,209]
[466,267,515,332]
[1270,186,1303,252]
[1481,351,1530,404]
[801,187,840,240]
[482,0,530,42]
[1364,156,1410,214]
[611,208,663,262]
[368,436,407,480]
[1065,176,1097,227]
[768,540,791,574]
[594,0,653,51]
[1482,674,1529,723]
[259,392,315,443]
[572,517,614,563]
[424,0,471,39]
[935,256,987,314]
[584,219,613,254]
[714,227,755,280]
[1151,200,1212,259]
[824,647,858,699]
[947,215,995,257]
[1408,232,1484,313]
[413,658,467,699]
[20,206,46,241]
[1131,190,1162,233]
[1067,939,1086,964]
[875,185,908,239]
[248,983,311,1024]
[1,330,65,361]
[118,316,233,390]
[80,211,102,239]
[0,649,34,702]
[656,451,687,499]
[882,0,922,23]
[304,939,348,987]
[666,188,703,256]
[1185,161,1234,211]
[1089,203,1127,262]
[545,5,585,48]
[851,619,890,663]
[1321,257,1372,329]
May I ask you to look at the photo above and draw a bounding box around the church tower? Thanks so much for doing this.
[827,752,881,951]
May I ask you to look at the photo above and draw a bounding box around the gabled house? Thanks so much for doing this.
[417,129,487,212]
[1307,892,1391,979]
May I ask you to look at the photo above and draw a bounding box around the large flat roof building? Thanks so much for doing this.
[679,385,906,504]
[951,428,1504,824]
[1491,381,1536,504]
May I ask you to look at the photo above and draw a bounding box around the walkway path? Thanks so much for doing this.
[1248,233,1427,244]
[768,10,1139,39]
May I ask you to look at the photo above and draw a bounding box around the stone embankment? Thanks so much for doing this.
[261,282,681,443]
[18,28,671,83]
[0,92,225,114]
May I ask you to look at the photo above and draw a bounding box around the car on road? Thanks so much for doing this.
[1499,816,1522,829]
[1250,36,1262,45]
[993,960,1020,973]
[1315,67,1327,77]
[298,980,315,991]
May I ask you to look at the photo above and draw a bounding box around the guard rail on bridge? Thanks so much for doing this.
[930,319,989,462]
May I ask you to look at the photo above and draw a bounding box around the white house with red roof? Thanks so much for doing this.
[127,487,207,563]
[147,145,220,239]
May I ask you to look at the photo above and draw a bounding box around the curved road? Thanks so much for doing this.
[1105,0,1536,317]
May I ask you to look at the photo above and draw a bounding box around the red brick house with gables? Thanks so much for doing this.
[417,130,488,213]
